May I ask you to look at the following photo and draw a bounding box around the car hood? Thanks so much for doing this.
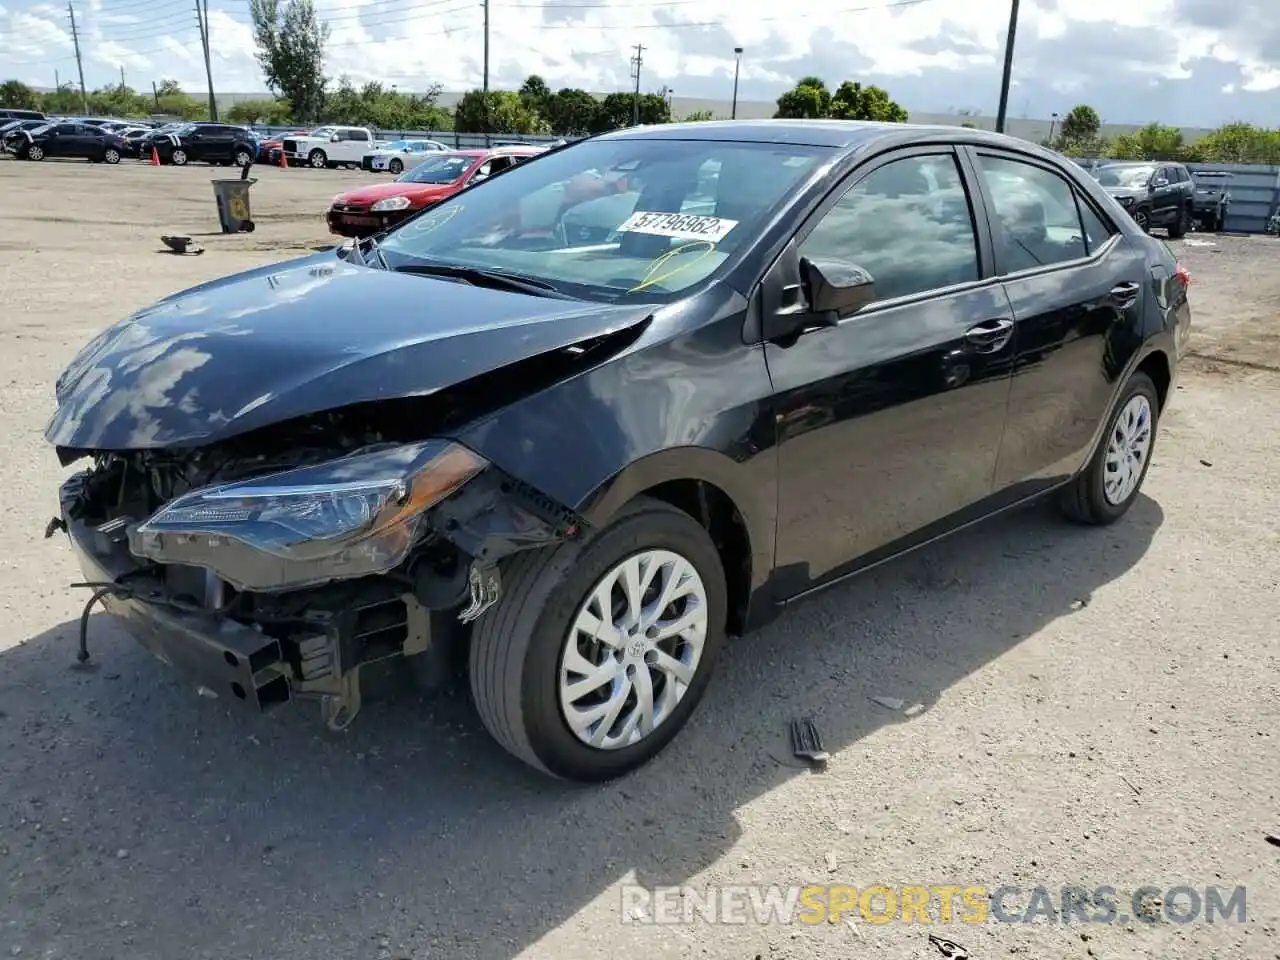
[1102,186,1146,201]
[335,181,458,205]
[45,251,652,451]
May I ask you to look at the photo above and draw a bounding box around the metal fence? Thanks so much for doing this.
[1076,158,1280,234]
[247,126,564,150]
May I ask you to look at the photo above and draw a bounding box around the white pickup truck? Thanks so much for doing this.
[282,125,387,169]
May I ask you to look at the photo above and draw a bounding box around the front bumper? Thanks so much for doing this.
[60,479,292,710]
[326,207,414,237]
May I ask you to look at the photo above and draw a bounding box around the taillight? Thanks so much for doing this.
[1174,262,1191,286]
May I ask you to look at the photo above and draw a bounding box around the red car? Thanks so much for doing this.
[326,146,545,238]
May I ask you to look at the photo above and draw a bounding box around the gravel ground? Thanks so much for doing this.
[1,158,1278,960]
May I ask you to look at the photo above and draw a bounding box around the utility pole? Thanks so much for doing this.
[630,43,644,126]
[120,65,126,90]
[55,68,60,91]
[482,0,490,93]
[994,0,1019,133]
[195,0,218,120]
[152,80,160,110]
[67,3,88,115]
[731,46,743,120]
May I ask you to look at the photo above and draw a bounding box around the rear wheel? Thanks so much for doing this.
[1167,205,1190,239]
[103,147,120,164]
[1059,371,1159,525]
[388,158,403,174]
[469,497,727,781]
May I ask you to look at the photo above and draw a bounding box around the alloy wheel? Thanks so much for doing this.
[1103,394,1153,505]
[558,548,708,750]
[171,149,187,166]
[28,145,43,161]
[104,148,120,164]
[1134,210,1150,232]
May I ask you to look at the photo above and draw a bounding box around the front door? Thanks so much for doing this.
[764,147,1016,593]
[966,149,1150,494]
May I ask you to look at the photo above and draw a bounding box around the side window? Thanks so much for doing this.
[1075,195,1115,255]
[799,153,980,303]
[976,155,1088,272]
[56,123,77,135]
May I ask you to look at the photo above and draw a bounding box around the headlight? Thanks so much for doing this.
[129,441,487,592]
[1117,195,1134,206]
[371,195,412,212]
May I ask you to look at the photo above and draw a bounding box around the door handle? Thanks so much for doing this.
[1108,281,1141,309]
[963,318,1014,353]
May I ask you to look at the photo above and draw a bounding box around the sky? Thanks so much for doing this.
[0,0,1277,127]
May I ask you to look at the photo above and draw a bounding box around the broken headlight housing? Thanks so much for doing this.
[128,440,487,592]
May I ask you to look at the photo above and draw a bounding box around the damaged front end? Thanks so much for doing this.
[53,413,584,729]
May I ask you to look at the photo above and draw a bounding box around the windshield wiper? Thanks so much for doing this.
[392,262,574,299]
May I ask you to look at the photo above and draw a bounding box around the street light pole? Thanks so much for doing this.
[731,46,743,120]
[994,0,1020,134]
[1047,111,1059,147]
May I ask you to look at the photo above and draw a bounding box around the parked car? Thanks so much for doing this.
[258,130,306,164]
[11,121,129,163]
[282,125,385,169]
[361,139,450,174]
[44,121,1190,782]
[1094,161,1195,236]
[0,108,46,123]
[138,122,257,167]
[1190,170,1232,232]
[0,118,49,152]
[327,146,544,237]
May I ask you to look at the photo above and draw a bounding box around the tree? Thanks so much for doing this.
[519,75,551,103]
[249,0,329,122]
[590,92,670,132]
[0,80,40,109]
[682,109,715,122]
[1056,104,1100,151]
[828,81,907,122]
[226,97,294,125]
[453,89,548,134]
[39,83,83,115]
[545,87,598,136]
[1189,122,1280,164]
[774,76,830,119]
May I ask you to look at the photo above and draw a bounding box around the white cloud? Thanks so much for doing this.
[1,0,1278,124]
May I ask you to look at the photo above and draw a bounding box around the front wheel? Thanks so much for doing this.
[26,144,44,161]
[1059,371,1159,525]
[234,148,253,167]
[469,497,727,781]
[308,149,327,169]
[1133,207,1151,233]
[170,148,188,166]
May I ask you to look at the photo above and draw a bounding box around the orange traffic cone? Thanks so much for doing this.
[278,148,288,170]
[150,146,160,166]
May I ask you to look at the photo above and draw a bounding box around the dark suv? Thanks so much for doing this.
[1094,162,1195,237]
[139,122,257,167]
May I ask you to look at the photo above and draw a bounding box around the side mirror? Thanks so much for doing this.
[1151,177,1168,188]
[801,256,877,318]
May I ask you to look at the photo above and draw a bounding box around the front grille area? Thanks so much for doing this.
[361,154,376,171]
[332,202,370,214]
[283,139,298,154]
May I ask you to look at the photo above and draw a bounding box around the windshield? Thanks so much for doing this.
[1096,165,1155,188]
[399,154,476,184]
[382,140,411,151]
[379,137,828,302]
[308,126,336,138]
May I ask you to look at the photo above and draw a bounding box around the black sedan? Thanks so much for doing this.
[139,122,257,167]
[44,120,1190,782]
[11,121,129,163]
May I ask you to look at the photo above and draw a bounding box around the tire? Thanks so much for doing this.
[469,496,728,782]
[26,145,44,161]
[234,148,253,167]
[103,147,120,164]
[308,149,327,169]
[1132,207,1150,233]
[1059,371,1159,526]
[388,158,403,175]
[170,148,188,166]
[1167,205,1190,239]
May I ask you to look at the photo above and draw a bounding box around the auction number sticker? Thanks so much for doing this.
[617,211,738,243]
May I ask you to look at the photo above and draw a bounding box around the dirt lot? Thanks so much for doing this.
[1,157,1278,960]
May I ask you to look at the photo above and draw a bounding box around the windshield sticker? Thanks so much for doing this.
[400,204,462,237]
[616,211,738,243]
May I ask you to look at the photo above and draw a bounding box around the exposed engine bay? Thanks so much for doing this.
[52,406,586,730]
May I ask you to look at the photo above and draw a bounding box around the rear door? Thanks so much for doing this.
[965,148,1147,495]
[765,146,1016,591]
